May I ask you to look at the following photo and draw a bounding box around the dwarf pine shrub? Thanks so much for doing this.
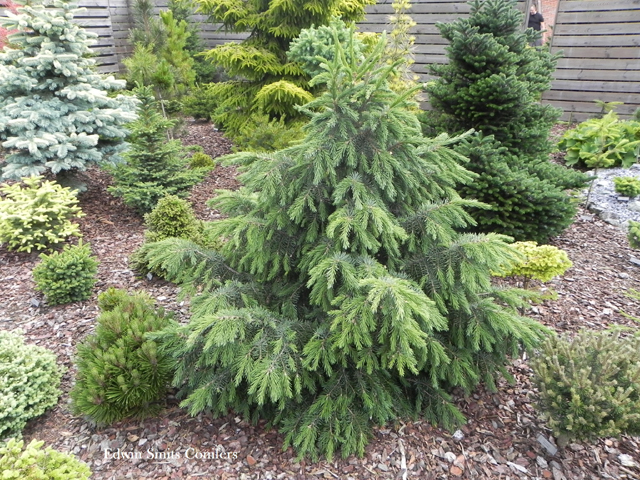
[140,32,548,461]
[0,176,84,253]
[532,330,640,445]
[71,290,175,424]
[0,438,91,479]
[0,331,62,442]
[33,241,98,305]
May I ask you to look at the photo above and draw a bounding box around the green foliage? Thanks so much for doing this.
[454,135,585,242]
[613,176,640,197]
[0,438,91,479]
[532,330,640,446]
[0,0,137,179]
[189,152,216,169]
[232,114,306,152]
[144,195,201,243]
[143,33,548,461]
[196,0,374,139]
[385,0,420,96]
[130,195,205,277]
[628,220,640,250]
[124,0,195,100]
[494,241,572,285]
[33,241,98,305]
[182,83,219,120]
[0,330,62,442]
[559,111,640,168]
[423,0,559,161]
[70,290,175,425]
[287,18,367,79]
[421,0,588,242]
[0,176,84,253]
[108,86,208,214]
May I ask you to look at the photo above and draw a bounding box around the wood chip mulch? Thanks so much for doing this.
[1,121,640,480]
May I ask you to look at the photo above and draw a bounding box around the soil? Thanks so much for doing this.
[2,120,640,480]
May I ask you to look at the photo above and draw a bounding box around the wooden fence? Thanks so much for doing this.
[543,0,640,121]
[2,0,639,121]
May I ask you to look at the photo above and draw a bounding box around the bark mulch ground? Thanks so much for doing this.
[1,121,640,480]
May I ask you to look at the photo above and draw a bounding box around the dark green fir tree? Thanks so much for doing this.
[108,86,207,213]
[141,32,548,461]
[422,0,588,243]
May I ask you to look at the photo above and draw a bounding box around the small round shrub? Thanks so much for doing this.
[71,290,176,424]
[531,330,640,446]
[33,241,99,305]
[143,195,201,243]
[0,330,62,441]
[0,438,91,479]
[493,241,572,284]
[189,152,216,169]
[0,176,84,253]
[628,220,640,249]
[613,176,640,198]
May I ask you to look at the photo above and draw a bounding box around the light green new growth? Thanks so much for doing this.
[140,31,548,461]
[0,330,62,442]
[0,176,84,253]
[494,241,572,284]
[628,220,640,249]
[0,438,91,479]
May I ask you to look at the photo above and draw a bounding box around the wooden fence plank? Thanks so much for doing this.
[552,34,640,47]
[558,0,640,13]
[556,10,640,24]
[551,79,640,94]
[555,23,639,35]
[552,47,640,59]
[553,68,640,82]
[555,57,640,70]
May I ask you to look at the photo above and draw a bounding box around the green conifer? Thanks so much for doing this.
[144,32,548,461]
[195,0,374,138]
[422,0,588,242]
[0,0,137,179]
[108,86,206,213]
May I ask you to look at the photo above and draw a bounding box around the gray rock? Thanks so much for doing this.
[537,434,558,456]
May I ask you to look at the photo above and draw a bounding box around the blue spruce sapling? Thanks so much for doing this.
[0,0,137,179]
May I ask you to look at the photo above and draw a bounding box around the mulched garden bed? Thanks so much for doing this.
[2,120,640,480]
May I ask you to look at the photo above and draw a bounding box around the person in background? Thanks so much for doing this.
[528,4,545,46]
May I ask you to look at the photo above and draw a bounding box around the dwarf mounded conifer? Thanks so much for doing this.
[143,32,548,461]
[0,0,137,179]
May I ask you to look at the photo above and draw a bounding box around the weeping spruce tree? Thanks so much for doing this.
[144,33,548,461]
